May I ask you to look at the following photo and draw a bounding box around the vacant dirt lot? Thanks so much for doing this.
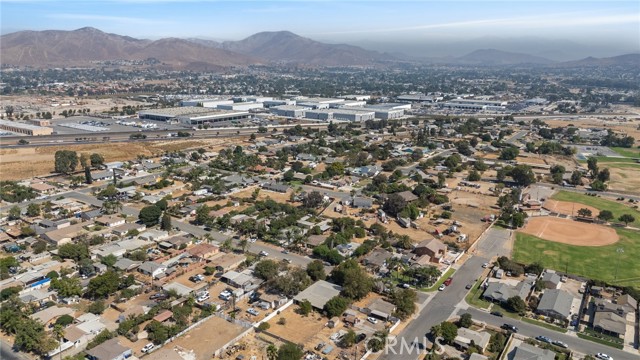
[170,316,246,359]
[265,306,327,345]
[0,138,235,181]
[543,199,599,216]
[520,216,619,246]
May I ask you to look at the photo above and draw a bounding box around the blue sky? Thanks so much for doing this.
[1,1,638,47]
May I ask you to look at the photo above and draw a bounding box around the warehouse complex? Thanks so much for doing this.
[138,107,251,125]
[441,99,507,111]
[0,119,53,136]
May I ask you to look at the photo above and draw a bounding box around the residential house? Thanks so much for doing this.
[30,306,74,328]
[362,248,392,273]
[350,197,373,209]
[113,258,141,272]
[306,234,328,248]
[396,191,419,203]
[262,182,290,193]
[593,311,627,338]
[294,280,343,311]
[111,222,146,237]
[187,243,220,260]
[508,343,555,360]
[540,270,562,289]
[454,328,491,352]
[138,261,167,279]
[413,238,447,263]
[85,338,132,360]
[42,223,87,246]
[80,209,103,221]
[366,298,396,320]
[536,289,574,321]
[483,279,534,304]
[95,215,125,228]
[30,182,56,195]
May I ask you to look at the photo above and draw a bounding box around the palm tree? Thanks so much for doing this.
[266,344,278,360]
[53,324,65,360]
[239,239,249,253]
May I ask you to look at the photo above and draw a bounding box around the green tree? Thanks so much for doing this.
[570,170,583,185]
[277,342,303,360]
[618,214,635,226]
[160,213,172,231]
[101,254,118,267]
[499,147,519,160]
[8,205,21,220]
[510,165,536,186]
[87,272,120,299]
[577,208,592,217]
[266,344,278,360]
[341,330,357,347]
[90,153,105,168]
[87,300,106,314]
[506,296,526,314]
[50,276,82,297]
[85,166,93,184]
[587,157,598,177]
[54,150,79,174]
[392,288,417,320]
[138,205,162,226]
[306,260,326,281]
[298,299,312,316]
[597,210,614,222]
[467,170,481,182]
[438,321,458,344]
[254,259,279,280]
[58,243,89,261]
[194,204,211,225]
[590,180,607,191]
[324,296,349,317]
[26,203,41,217]
[458,313,472,328]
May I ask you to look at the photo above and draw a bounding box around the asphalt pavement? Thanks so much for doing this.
[460,307,635,360]
[380,255,489,360]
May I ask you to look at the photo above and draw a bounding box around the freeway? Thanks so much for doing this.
[0,122,333,149]
[460,307,635,360]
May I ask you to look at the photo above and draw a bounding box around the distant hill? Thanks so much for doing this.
[0,27,257,69]
[455,49,555,65]
[217,31,393,66]
[558,53,640,68]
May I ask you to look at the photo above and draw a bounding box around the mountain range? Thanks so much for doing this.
[0,27,637,69]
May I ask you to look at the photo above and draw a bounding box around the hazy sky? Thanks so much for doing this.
[1,0,639,48]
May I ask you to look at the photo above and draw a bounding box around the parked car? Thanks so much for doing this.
[247,308,260,316]
[150,292,168,301]
[443,278,453,286]
[367,317,378,324]
[536,335,552,344]
[482,263,489,268]
[438,284,446,291]
[259,251,269,257]
[595,353,612,360]
[141,343,155,353]
[281,249,289,254]
[190,274,205,283]
[356,333,367,343]
[490,311,503,317]
[501,324,518,332]
[465,284,473,289]
[552,340,568,348]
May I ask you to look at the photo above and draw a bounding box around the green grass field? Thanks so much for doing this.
[551,190,640,227]
[612,147,640,158]
[513,229,640,288]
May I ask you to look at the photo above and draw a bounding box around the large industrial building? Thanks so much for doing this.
[305,108,375,122]
[364,103,410,119]
[217,102,264,111]
[271,105,309,118]
[296,97,346,109]
[263,99,295,108]
[441,99,507,111]
[0,119,53,136]
[138,107,251,125]
[397,94,442,103]
[180,98,234,108]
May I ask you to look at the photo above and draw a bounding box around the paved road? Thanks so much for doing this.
[381,256,489,360]
[0,339,29,360]
[244,241,334,273]
[474,227,512,258]
[460,307,636,360]
[505,130,528,145]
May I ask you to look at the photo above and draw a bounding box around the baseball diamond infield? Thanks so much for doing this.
[520,216,619,246]
[543,199,599,217]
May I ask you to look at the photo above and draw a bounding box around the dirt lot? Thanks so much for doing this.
[543,199,599,216]
[520,216,619,246]
[170,316,246,359]
[545,117,640,141]
[607,163,640,192]
[0,138,235,181]
[265,306,327,345]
